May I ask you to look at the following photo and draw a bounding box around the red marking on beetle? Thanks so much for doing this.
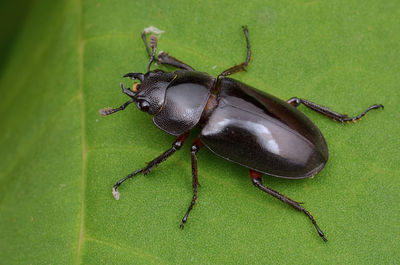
[249,170,262,180]
[178,133,190,143]
[193,138,203,148]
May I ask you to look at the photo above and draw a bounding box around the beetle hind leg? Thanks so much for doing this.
[250,170,327,241]
[287,97,383,124]
[180,138,202,229]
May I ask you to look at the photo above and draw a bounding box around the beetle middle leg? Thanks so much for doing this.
[111,133,190,200]
[180,138,202,229]
[217,26,251,79]
[287,97,383,123]
[250,170,327,241]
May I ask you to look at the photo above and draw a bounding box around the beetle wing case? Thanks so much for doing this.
[200,78,329,179]
[153,71,215,136]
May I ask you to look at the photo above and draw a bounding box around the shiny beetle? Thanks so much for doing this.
[100,27,383,241]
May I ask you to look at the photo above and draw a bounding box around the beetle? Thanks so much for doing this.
[100,26,383,241]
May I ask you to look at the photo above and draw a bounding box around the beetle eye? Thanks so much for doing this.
[138,100,150,112]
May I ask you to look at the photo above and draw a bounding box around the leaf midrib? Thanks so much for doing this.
[76,0,86,263]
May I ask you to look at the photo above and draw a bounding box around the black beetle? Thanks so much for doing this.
[100,27,383,241]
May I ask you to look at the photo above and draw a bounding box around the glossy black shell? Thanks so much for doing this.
[153,71,215,135]
[200,77,329,179]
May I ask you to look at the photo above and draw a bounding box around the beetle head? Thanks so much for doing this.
[123,70,175,115]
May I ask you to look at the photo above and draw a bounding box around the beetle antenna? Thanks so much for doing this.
[99,99,135,116]
[99,83,137,116]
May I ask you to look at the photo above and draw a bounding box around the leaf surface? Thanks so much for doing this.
[0,0,399,264]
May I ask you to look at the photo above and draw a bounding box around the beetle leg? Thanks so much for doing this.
[142,31,195,71]
[217,26,251,79]
[141,31,153,61]
[141,31,158,72]
[287,97,383,124]
[250,170,327,241]
[180,138,202,229]
[156,51,195,71]
[111,133,190,200]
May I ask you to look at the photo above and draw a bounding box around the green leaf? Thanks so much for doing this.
[1,0,399,264]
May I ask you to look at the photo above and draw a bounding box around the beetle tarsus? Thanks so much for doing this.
[340,104,384,123]
[303,209,327,241]
[141,30,158,72]
[250,174,327,241]
[146,35,157,72]
[180,139,202,229]
[111,168,143,199]
[288,97,383,124]
[180,216,187,229]
[111,134,189,199]
[112,186,120,200]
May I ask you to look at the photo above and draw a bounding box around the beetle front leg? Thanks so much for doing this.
[141,30,195,71]
[287,97,383,123]
[250,170,327,241]
[180,138,202,229]
[112,133,190,200]
[156,52,195,71]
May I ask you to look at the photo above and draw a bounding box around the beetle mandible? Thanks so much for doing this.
[100,26,383,241]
